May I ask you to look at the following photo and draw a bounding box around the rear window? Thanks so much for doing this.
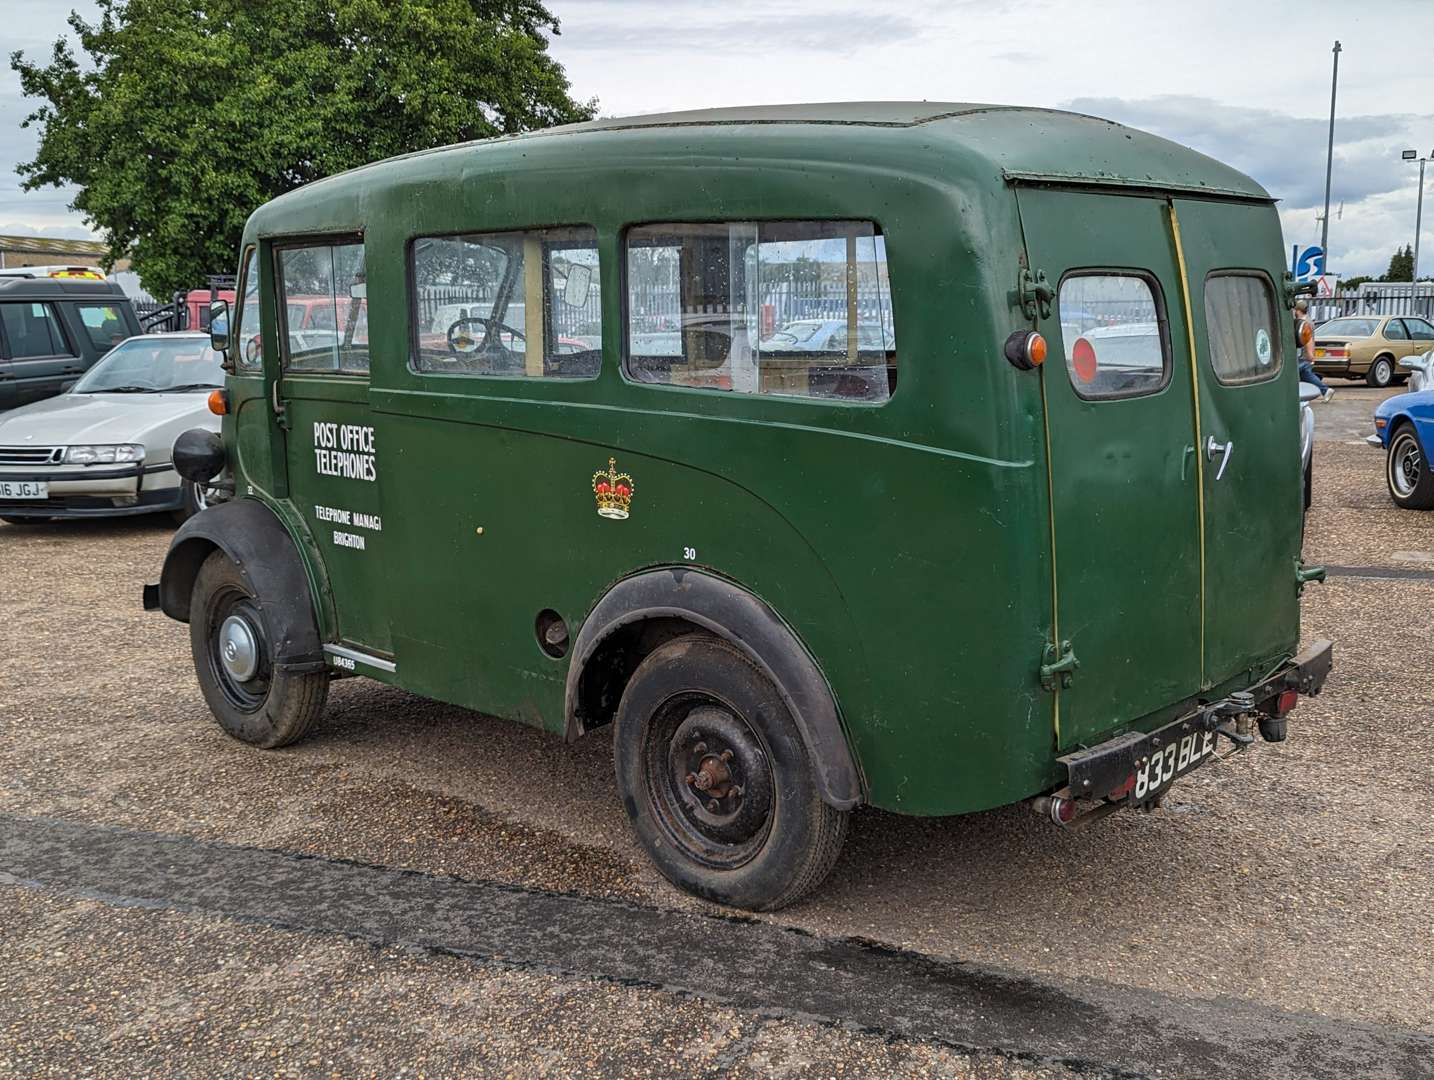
[75,304,130,353]
[1204,273,1280,385]
[1057,273,1169,399]
[624,220,896,403]
[1315,317,1378,338]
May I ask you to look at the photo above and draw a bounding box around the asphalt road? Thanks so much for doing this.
[2,394,1432,1077]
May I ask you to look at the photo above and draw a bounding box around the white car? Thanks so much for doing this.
[0,333,224,525]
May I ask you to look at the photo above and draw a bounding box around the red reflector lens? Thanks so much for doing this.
[1072,337,1097,383]
[1275,689,1299,715]
[1108,773,1136,801]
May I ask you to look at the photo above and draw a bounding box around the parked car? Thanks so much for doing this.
[1311,314,1434,387]
[1300,382,1317,511]
[0,332,224,524]
[0,276,141,410]
[1368,386,1434,508]
[1400,349,1433,392]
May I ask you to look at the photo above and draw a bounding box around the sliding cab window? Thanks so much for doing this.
[1057,273,1170,399]
[277,240,369,375]
[1203,272,1281,385]
[410,227,600,379]
[623,220,897,403]
[0,301,76,360]
[234,247,261,372]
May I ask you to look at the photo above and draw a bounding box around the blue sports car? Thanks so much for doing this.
[1370,386,1434,509]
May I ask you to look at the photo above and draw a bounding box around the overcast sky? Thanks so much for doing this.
[5,0,1434,276]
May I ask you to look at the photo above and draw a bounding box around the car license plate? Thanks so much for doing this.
[1132,729,1217,804]
[0,480,48,500]
[1314,348,1326,358]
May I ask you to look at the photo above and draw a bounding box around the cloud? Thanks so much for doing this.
[553,2,929,52]
[1065,95,1427,276]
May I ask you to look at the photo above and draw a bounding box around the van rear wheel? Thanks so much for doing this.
[613,633,847,911]
[189,550,329,747]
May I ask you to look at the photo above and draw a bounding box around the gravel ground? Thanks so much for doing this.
[1,430,1431,1065]
[0,885,1074,1079]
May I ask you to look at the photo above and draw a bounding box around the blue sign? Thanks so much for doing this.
[1294,245,1326,280]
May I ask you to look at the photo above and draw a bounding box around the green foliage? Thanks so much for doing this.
[11,0,596,296]
[1381,244,1415,283]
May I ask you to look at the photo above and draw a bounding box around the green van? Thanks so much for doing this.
[148,103,1332,910]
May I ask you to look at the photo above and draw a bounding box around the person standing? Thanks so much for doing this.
[1295,299,1333,401]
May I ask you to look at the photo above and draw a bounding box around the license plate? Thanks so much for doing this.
[1313,348,1326,358]
[0,480,48,500]
[1132,729,1217,803]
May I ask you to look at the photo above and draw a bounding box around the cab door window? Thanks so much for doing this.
[1203,273,1281,385]
[277,240,368,374]
[235,247,262,371]
[0,302,75,359]
[1056,273,1170,399]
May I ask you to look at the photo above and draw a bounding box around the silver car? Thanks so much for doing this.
[0,332,224,525]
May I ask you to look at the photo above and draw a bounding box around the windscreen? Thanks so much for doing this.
[72,338,225,393]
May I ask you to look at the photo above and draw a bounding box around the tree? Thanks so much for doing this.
[11,0,595,296]
[1381,245,1415,282]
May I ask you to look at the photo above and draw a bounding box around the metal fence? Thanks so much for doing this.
[1310,290,1434,324]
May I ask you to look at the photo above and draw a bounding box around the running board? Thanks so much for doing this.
[323,643,396,674]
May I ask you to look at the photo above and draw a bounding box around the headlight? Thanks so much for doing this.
[65,444,146,465]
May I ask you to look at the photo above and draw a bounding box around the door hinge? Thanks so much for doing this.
[1283,271,1317,307]
[1019,267,1055,321]
[1296,560,1326,593]
[271,377,289,430]
[1040,640,1079,691]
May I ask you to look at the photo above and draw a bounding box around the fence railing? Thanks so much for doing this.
[1311,291,1434,324]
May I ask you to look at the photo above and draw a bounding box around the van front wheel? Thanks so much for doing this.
[189,550,329,748]
[613,633,847,911]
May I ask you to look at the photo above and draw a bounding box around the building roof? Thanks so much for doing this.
[0,234,107,257]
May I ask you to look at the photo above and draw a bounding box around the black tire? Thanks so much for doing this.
[613,632,848,911]
[1303,456,1313,512]
[1386,423,1434,510]
[189,549,329,747]
[171,479,227,525]
[1366,355,1395,388]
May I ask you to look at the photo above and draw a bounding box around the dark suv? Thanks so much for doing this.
[0,277,142,411]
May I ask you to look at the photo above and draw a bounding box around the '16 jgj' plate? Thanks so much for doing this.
[0,481,48,500]
[1132,728,1217,804]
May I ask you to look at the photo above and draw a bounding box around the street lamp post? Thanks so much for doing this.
[1403,149,1432,296]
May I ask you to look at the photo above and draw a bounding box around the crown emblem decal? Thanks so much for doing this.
[592,457,635,519]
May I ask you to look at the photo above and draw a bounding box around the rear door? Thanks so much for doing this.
[1172,198,1301,681]
[0,300,84,406]
[1017,188,1203,749]
[272,237,389,656]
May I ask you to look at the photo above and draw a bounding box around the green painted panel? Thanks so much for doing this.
[1173,199,1301,681]
[1017,188,1203,750]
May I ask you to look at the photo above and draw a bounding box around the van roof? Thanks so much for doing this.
[0,276,128,300]
[251,101,1272,232]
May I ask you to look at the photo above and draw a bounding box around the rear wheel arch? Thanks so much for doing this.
[564,568,864,810]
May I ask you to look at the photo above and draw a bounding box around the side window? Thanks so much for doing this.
[235,248,261,370]
[1203,273,1281,385]
[1384,318,1409,341]
[277,239,368,374]
[1401,318,1434,341]
[411,227,600,379]
[0,302,75,359]
[1057,274,1169,399]
[74,304,130,353]
[624,220,896,403]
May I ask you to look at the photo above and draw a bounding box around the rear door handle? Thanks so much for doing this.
[1206,436,1234,481]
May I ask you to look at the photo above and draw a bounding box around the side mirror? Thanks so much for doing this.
[562,263,592,308]
[209,299,231,353]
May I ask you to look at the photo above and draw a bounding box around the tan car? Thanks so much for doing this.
[1312,314,1434,387]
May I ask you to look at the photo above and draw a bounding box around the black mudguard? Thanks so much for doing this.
[145,499,324,673]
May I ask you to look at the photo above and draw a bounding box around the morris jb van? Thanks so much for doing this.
[148,102,1332,911]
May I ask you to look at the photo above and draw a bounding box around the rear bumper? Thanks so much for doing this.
[1057,639,1334,803]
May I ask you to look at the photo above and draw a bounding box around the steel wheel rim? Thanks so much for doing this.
[1390,432,1423,498]
[1374,359,1392,385]
[205,587,271,711]
[644,694,775,870]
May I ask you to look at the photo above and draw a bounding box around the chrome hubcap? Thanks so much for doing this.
[1391,434,1422,498]
[219,615,260,682]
